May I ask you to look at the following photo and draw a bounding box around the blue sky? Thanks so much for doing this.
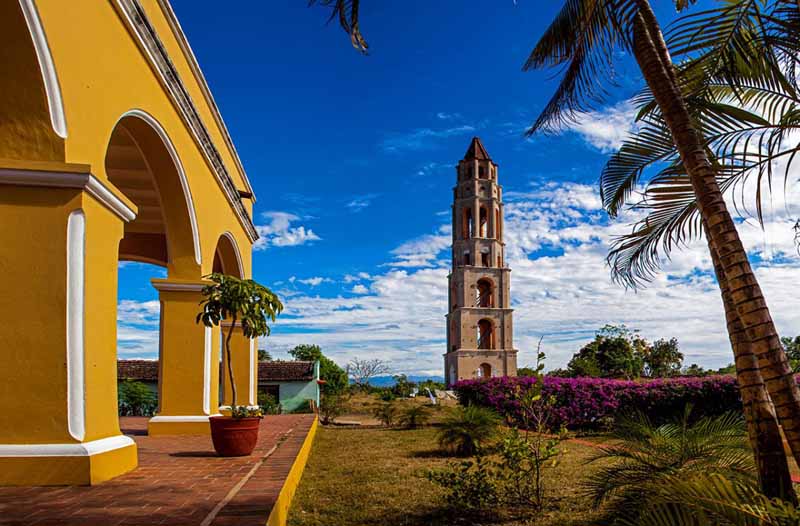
[118,1,800,376]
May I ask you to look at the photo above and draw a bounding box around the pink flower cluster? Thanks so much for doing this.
[453,375,741,429]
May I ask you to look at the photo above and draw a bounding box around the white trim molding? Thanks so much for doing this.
[0,435,134,457]
[150,279,207,292]
[249,338,255,405]
[18,0,67,138]
[0,168,136,222]
[66,209,85,442]
[221,232,245,278]
[203,326,212,415]
[119,109,202,265]
[149,415,218,423]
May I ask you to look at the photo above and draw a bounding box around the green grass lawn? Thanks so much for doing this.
[288,425,604,526]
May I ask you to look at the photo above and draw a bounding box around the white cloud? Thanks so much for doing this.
[382,125,476,152]
[346,193,380,213]
[387,225,451,268]
[351,284,369,294]
[436,112,462,121]
[567,100,637,152]
[298,277,330,287]
[254,211,321,250]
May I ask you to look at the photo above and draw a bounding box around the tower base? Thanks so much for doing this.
[0,435,137,486]
[445,349,517,387]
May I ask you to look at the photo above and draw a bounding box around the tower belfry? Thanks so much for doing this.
[445,137,518,386]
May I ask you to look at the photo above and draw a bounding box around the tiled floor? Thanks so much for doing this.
[0,414,315,526]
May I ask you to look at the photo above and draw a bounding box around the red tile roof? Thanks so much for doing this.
[118,360,158,382]
[463,136,490,160]
[258,361,315,382]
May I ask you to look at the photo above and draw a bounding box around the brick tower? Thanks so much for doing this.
[445,137,517,386]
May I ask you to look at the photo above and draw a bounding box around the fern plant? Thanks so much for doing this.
[585,405,755,525]
[621,473,800,526]
[397,403,432,429]
[437,405,501,456]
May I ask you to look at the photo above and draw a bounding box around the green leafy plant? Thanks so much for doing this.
[397,403,432,429]
[372,400,398,427]
[319,393,348,425]
[197,273,282,415]
[118,379,157,416]
[427,453,501,515]
[585,405,755,525]
[436,405,500,456]
[619,473,800,526]
[257,392,281,415]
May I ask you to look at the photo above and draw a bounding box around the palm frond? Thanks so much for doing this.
[309,0,368,54]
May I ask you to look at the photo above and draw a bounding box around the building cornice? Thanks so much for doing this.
[150,278,209,292]
[154,0,254,200]
[114,0,258,242]
[0,165,136,222]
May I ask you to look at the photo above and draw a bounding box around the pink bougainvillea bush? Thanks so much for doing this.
[452,375,741,430]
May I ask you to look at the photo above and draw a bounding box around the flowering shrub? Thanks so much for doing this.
[453,375,740,430]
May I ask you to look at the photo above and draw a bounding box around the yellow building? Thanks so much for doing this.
[0,0,259,485]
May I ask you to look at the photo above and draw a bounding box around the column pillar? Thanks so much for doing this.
[472,198,480,239]
[148,279,221,435]
[0,165,138,485]
[220,322,257,407]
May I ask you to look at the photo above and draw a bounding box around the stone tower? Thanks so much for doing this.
[445,137,517,386]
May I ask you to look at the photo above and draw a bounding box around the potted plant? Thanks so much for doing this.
[197,273,283,456]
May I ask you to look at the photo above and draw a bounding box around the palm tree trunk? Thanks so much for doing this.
[708,235,796,502]
[633,0,800,472]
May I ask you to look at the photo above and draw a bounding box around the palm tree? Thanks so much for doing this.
[585,406,755,525]
[437,405,501,456]
[524,0,800,501]
[308,0,800,500]
[596,2,800,498]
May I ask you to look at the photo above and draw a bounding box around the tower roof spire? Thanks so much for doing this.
[463,137,490,161]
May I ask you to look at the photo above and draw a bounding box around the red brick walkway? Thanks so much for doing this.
[0,414,315,526]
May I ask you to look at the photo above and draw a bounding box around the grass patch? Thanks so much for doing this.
[288,425,603,526]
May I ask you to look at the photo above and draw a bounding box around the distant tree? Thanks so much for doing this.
[417,379,446,396]
[392,374,416,398]
[257,349,272,362]
[565,325,646,379]
[781,336,800,372]
[682,364,708,377]
[517,366,537,377]
[347,357,390,389]
[715,363,737,375]
[289,344,347,395]
[644,338,683,378]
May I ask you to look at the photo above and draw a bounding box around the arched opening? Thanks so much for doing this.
[477,319,495,350]
[495,209,501,239]
[108,113,199,274]
[479,363,492,378]
[462,207,473,239]
[449,364,456,385]
[479,207,488,237]
[476,279,494,308]
[462,250,471,266]
[478,165,488,180]
[480,248,490,267]
[213,233,244,278]
[0,1,64,161]
[107,112,202,424]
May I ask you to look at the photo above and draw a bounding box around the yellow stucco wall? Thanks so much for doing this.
[0,0,258,484]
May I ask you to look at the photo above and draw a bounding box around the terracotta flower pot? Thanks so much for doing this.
[209,416,261,456]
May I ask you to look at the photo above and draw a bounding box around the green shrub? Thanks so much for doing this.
[257,392,281,414]
[585,405,754,525]
[372,401,398,427]
[427,454,500,514]
[397,403,432,429]
[436,405,500,456]
[118,379,157,416]
[319,393,348,424]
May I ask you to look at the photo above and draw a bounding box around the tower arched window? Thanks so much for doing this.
[479,207,488,237]
[463,250,471,266]
[479,363,492,378]
[462,208,473,239]
[477,319,495,350]
[479,166,487,180]
[476,279,493,308]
